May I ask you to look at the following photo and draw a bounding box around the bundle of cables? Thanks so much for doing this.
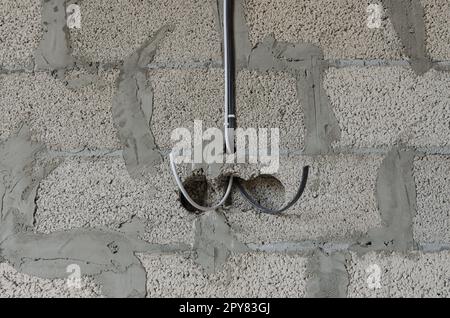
[169,0,309,214]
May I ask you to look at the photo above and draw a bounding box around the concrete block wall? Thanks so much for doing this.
[0,0,449,298]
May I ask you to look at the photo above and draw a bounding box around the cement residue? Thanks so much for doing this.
[193,210,248,273]
[355,148,417,252]
[112,26,173,177]
[0,125,189,297]
[0,125,46,237]
[305,250,350,298]
[382,0,432,75]
[34,0,74,71]
[248,36,341,154]
[1,229,148,297]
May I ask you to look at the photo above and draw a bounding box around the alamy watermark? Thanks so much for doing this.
[66,4,81,29]
[66,264,81,289]
[366,264,382,290]
[171,120,280,174]
[366,4,383,29]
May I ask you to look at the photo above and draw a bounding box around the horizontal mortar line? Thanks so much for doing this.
[47,149,123,158]
[33,147,450,159]
[97,147,450,159]
[147,61,223,70]
[418,243,450,252]
[413,147,450,156]
[2,59,450,74]
[160,148,387,156]
[330,147,450,156]
[0,67,34,75]
[247,241,351,253]
[146,59,450,70]
[434,60,450,66]
[249,242,450,254]
[327,59,450,67]
[328,59,410,67]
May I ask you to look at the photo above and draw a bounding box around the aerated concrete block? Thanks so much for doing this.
[0,70,120,150]
[413,156,450,245]
[236,70,305,151]
[69,0,220,64]
[421,0,450,60]
[0,262,102,298]
[0,0,42,70]
[151,69,305,152]
[34,156,197,245]
[243,0,403,60]
[324,66,450,150]
[347,251,450,297]
[138,252,309,297]
[225,154,383,244]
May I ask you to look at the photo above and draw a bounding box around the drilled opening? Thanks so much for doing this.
[241,175,286,210]
[179,175,208,213]
[179,173,232,213]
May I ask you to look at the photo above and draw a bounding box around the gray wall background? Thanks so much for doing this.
[0,0,449,297]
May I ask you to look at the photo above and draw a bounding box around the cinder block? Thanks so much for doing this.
[422,0,450,60]
[225,154,383,244]
[69,0,220,64]
[0,262,102,298]
[413,156,450,245]
[243,0,403,59]
[0,0,42,70]
[34,156,197,245]
[0,70,120,150]
[236,70,305,151]
[151,69,304,152]
[324,66,450,149]
[347,251,450,297]
[139,252,309,297]
[150,69,223,151]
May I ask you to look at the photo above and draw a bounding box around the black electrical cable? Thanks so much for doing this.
[224,0,236,130]
[223,0,310,214]
[235,166,310,214]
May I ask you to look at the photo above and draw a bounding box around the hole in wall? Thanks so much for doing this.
[180,175,208,213]
[240,175,286,210]
[179,173,285,212]
[179,174,232,213]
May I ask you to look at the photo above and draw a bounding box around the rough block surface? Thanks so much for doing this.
[0,263,102,298]
[325,67,450,149]
[0,70,120,150]
[225,155,383,244]
[413,156,450,245]
[422,0,450,60]
[243,0,403,59]
[151,69,305,151]
[347,251,450,298]
[69,0,220,64]
[34,156,196,245]
[139,252,309,297]
[0,0,42,70]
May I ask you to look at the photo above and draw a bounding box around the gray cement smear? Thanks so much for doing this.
[34,0,74,71]
[382,0,432,75]
[1,230,146,297]
[247,37,341,154]
[0,125,46,240]
[193,210,248,273]
[306,251,350,298]
[355,148,417,253]
[0,126,189,297]
[113,26,174,178]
